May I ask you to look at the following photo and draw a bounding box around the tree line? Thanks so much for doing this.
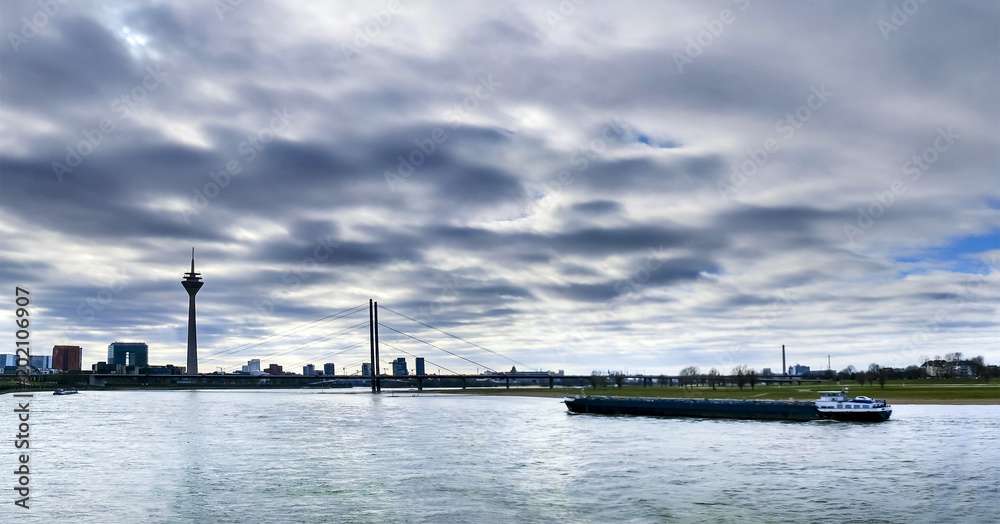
[589,353,996,390]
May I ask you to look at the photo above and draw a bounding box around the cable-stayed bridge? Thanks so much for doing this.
[178,300,576,391]
[83,301,821,390]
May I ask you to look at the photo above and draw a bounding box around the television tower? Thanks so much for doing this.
[182,248,204,374]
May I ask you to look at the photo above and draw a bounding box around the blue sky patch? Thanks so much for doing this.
[895,230,1000,275]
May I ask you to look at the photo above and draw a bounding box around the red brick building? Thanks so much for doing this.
[52,345,83,371]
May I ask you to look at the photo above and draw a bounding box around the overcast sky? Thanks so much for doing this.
[1,0,997,376]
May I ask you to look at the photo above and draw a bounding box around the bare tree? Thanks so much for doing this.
[588,371,607,389]
[869,363,890,389]
[611,371,626,388]
[747,368,757,390]
[680,366,699,389]
[707,368,720,390]
[970,355,989,382]
[732,365,749,390]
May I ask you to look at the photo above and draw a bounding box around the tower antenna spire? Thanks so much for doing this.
[191,247,195,273]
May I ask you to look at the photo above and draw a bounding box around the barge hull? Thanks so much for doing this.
[565,397,823,421]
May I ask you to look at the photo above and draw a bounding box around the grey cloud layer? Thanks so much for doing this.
[1,0,997,374]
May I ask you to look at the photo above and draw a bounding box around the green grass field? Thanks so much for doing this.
[439,380,1000,404]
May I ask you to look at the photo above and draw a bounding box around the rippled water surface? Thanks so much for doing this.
[3,390,998,523]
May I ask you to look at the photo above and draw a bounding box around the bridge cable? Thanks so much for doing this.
[378,322,497,372]
[226,320,369,370]
[380,305,532,370]
[203,303,367,363]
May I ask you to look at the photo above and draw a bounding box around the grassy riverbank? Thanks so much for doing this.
[437,380,1000,404]
[4,379,997,404]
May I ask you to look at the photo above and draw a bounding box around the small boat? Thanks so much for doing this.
[813,389,892,421]
[53,388,78,395]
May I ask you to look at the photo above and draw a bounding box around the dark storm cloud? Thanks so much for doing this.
[1,15,136,108]
[545,282,619,303]
[715,205,842,232]
[547,256,719,302]
[552,225,714,254]
[570,200,622,215]
[426,223,716,259]
[254,238,420,267]
[567,154,726,195]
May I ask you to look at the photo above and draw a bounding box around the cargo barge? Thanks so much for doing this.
[564,389,891,422]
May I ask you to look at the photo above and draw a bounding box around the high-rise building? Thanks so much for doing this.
[415,357,425,376]
[266,364,283,375]
[52,345,83,371]
[241,359,261,374]
[0,354,18,367]
[107,342,148,367]
[181,248,204,375]
[361,363,373,376]
[303,364,316,377]
[324,363,335,376]
[28,355,51,370]
[392,357,408,376]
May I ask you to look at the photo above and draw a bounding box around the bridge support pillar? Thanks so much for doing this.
[417,377,423,391]
[461,376,466,389]
[549,376,554,389]
[505,377,510,389]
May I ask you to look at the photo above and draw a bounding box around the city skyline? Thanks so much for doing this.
[1,1,998,375]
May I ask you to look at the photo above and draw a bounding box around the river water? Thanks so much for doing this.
[3,390,998,523]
